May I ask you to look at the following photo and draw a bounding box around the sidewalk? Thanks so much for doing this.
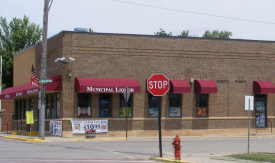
[1,131,275,142]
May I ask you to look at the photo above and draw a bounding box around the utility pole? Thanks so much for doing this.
[39,0,50,140]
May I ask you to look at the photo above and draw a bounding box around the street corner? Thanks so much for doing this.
[24,138,47,142]
[153,157,196,163]
[3,136,47,142]
[3,136,21,140]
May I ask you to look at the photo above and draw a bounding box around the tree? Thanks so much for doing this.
[0,15,42,88]
[178,30,197,37]
[88,28,94,32]
[202,30,232,39]
[154,28,172,36]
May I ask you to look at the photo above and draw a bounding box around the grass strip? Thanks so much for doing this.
[230,153,275,162]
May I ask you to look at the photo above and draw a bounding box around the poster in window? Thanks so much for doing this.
[256,113,266,127]
[149,107,158,117]
[196,107,207,117]
[50,120,62,136]
[169,107,181,117]
[57,94,60,118]
[51,108,54,118]
[46,108,50,119]
[78,107,91,117]
[119,107,132,117]
[255,100,265,112]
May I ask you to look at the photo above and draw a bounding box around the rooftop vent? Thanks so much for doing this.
[74,28,87,32]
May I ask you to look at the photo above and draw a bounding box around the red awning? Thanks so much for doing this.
[75,78,140,93]
[0,75,61,99]
[45,75,62,92]
[170,80,190,93]
[253,81,275,94]
[194,80,217,93]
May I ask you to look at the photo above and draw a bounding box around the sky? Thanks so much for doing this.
[1,0,275,41]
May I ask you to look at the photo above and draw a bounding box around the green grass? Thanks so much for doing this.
[229,153,275,162]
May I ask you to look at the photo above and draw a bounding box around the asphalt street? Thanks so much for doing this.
[1,135,275,163]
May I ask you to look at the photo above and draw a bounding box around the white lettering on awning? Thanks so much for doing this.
[5,94,10,99]
[86,87,134,93]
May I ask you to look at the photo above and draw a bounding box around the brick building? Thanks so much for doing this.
[1,31,275,137]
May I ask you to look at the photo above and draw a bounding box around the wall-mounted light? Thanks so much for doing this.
[55,57,75,81]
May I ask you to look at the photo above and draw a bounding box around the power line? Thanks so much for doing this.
[113,0,275,25]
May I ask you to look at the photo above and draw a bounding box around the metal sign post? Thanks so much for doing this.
[147,74,170,158]
[248,98,250,155]
[245,95,254,155]
[123,87,130,139]
[30,124,32,139]
[157,96,162,157]
[26,111,34,139]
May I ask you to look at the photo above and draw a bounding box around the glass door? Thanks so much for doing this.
[255,94,267,128]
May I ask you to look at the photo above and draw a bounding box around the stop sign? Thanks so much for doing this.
[147,74,170,96]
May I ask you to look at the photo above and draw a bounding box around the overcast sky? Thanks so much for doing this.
[1,0,275,41]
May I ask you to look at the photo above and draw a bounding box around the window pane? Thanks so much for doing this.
[119,94,133,118]
[51,95,55,119]
[15,100,18,120]
[57,94,61,118]
[255,94,267,128]
[99,94,112,117]
[148,94,159,117]
[29,98,34,111]
[23,99,26,119]
[78,93,91,117]
[169,94,181,117]
[19,100,22,119]
[46,96,50,119]
[196,94,208,117]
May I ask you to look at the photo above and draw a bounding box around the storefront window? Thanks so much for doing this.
[99,94,112,117]
[196,94,208,117]
[46,95,50,119]
[15,100,18,120]
[78,93,91,118]
[51,95,55,119]
[255,94,267,128]
[29,98,34,111]
[169,94,181,117]
[23,99,26,119]
[119,94,133,118]
[56,94,61,118]
[148,94,160,118]
[19,100,23,119]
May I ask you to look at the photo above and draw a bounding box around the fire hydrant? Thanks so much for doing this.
[172,134,181,160]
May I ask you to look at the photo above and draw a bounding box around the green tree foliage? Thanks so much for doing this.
[178,30,197,37]
[0,15,42,88]
[154,28,172,36]
[88,28,94,32]
[202,30,232,39]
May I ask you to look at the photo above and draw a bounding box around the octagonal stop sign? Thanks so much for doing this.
[147,74,170,96]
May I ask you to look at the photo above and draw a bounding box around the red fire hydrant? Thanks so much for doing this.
[172,134,181,160]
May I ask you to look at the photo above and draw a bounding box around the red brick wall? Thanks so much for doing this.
[1,99,13,132]
[12,32,275,134]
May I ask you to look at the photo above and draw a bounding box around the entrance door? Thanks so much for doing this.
[255,94,267,128]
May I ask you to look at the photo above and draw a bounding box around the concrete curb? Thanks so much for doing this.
[3,136,47,142]
[153,157,195,163]
[70,138,127,141]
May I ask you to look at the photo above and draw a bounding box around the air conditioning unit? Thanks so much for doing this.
[74,28,87,32]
